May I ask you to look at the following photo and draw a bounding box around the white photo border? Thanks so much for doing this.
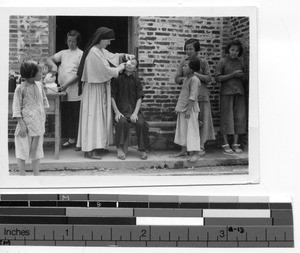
[0,6,258,188]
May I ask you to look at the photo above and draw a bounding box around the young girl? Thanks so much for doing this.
[215,40,247,154]
[175,38,215,156]
[12,60,49,175]
[174,58,201,163]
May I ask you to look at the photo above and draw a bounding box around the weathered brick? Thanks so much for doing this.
[142,27,157,31]
[140,36,156,40]
[154,41,171,45]
[153,60,170,64]
[139,45,156,50]
[155,32,171,36]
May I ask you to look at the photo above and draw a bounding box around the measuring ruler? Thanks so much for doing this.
[0,194,294,247]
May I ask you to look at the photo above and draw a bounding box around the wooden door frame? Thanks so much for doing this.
[48,16,56,56]
[128,17,139,56]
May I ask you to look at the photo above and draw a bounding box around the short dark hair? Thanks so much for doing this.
[20,60,39,79]
[66,30,81,46]
[188,58,200,72]
[225,40,243,57]
[184,38,200,52]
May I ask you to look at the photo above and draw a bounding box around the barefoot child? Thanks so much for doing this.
[174,58,201,163]
[215,40,247,154]
[12,60,49,175]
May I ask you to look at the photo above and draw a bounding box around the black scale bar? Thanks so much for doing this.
[0,200,293,209]
[0,194,293,208]
[0,216,136,225]
[0,216,293,226]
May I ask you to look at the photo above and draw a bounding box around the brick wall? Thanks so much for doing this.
[8,16,51,140]
[229,17,250,79]
[9,15,50,73]
[137,16,249,127]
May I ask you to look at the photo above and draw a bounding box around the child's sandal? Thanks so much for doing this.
[232,144,242,154]
[222,144,234,154]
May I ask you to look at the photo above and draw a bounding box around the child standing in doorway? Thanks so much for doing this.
[215,40,247,154]
[174,58,201,163]
[12,60,49,175]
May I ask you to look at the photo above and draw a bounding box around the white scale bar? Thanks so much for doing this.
[136,217,204,226]
[203,209,271,218]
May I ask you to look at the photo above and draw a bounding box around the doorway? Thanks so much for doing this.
[53,16,132,139]
[55,16,129,53]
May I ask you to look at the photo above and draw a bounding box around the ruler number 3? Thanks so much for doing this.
[219,230,225,238]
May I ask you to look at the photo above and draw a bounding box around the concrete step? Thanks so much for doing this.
[9,146,248,175]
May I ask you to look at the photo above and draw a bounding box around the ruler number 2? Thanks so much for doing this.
[140,229,147,238]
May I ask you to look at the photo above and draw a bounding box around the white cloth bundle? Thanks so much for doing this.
[44,73,58,93]
[44,73,56,84]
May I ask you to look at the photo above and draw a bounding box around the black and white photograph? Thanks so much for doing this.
[2,1,300,253]
[1,6,258,187]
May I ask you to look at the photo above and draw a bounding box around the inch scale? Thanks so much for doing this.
[0,194,294,248]
[0,224,293,247]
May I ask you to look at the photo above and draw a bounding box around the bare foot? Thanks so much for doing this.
[199,148,206,156]
[140,151,147,160]
[188,153,199,163]
[117,147,126,160]
[172,148,188,157]
[173,151,187,157]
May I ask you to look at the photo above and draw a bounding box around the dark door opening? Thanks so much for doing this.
[55,16,129,139]
[55,16,129,53]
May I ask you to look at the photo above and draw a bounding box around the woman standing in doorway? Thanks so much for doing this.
[76,27,134,159]
[47,30,83,150]
[175,38,215,156]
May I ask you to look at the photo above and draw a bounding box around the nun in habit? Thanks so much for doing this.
[76,27,135,159]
